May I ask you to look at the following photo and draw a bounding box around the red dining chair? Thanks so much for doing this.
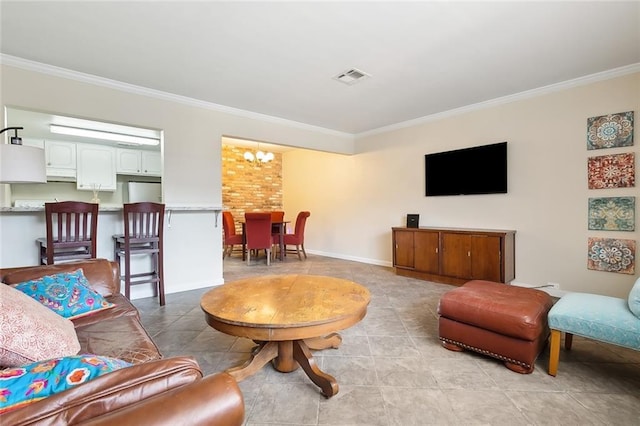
[270,211,284,223]
[38,201,99,265]
[270,210,285,258]
[244,212,273,265]
[283,211,310,260]
[222,211,243,258]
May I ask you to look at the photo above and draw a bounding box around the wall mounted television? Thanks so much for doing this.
[425,142,507,196]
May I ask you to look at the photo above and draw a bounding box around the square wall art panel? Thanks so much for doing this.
[588,197,635,231]
[587,111,634,150]
[587,237,636,274]
[587,152,635,189]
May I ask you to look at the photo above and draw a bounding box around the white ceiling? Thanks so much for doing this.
[1,1,639,135]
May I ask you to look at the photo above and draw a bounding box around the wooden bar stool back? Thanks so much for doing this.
[38,201,99,265]
[114,202,166,305]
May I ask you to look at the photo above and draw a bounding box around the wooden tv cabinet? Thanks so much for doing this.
[392,227,515,285]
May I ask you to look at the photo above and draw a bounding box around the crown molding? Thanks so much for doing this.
[0,54,353,140]
[2,54,638,141]
[356,63,640,139]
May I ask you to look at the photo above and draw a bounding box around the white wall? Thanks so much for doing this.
[0,63,352,294]
[284,73,639,298]
[1,62,637,299]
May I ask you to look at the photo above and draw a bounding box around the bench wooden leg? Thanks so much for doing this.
[548,329,561,376]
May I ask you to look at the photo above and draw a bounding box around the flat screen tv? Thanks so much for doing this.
[425,142,507,196]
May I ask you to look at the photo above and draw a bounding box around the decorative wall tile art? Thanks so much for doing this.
[587,237,635,274]
[588,197,635,231]
[587,111,634,150]
[587,152,635,189]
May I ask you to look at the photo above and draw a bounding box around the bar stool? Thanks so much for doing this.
[113,202,166,306]
[37,201,98,265]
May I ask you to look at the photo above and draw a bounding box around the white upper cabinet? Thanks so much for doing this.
[116,148,161,176]
[116,148,142,174]
[45,141,77,179]
[141,151,161,176]
[76,144,116,191]
[46,141,76,169]
[21,139,78,180]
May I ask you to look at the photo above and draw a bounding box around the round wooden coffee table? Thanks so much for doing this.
[200,274,370,397]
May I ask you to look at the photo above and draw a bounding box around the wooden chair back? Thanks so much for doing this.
[123,202,165,247]
[43,201,98,265]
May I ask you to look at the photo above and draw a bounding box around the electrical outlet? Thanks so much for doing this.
[547,282,560,289]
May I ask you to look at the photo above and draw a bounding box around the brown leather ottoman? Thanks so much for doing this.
[438,280,553,374]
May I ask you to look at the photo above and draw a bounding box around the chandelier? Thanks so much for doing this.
[244,144,274,164]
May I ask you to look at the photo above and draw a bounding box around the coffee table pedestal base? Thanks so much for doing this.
[226,334,342,398]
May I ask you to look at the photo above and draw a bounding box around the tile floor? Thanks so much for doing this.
[133,254,640,425]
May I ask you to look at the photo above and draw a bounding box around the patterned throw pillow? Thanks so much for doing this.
[14,269,114,320]
[0,284,81,367]
[628,277,640,318]
[0,354,131,414]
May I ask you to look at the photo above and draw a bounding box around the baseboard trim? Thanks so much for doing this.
[510,281,567,298]
[305,249,393,267]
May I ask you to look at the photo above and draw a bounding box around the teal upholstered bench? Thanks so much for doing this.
[547,277,640,376]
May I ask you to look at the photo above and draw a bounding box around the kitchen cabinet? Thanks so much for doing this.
[392,227,515,285]
[116,148,141,174]
[23,139,76,180]
[116,149,161,176]
[46,141,76,173]
[141,151,161,176]
[76,144,116,191]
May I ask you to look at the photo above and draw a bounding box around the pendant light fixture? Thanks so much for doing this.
[244,143,274,164]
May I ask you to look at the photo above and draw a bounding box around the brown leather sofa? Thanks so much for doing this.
[0,259,244,425]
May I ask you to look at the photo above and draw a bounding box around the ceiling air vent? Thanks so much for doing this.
[333,68,371,85]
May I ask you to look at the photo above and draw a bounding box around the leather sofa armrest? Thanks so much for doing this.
[78,372,245,426]
[3,357,203,426]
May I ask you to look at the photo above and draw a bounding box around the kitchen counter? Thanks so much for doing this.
[0,204,224,271]
[0,205,222,213]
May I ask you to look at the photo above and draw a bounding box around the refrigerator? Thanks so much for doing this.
[126,182,162,203]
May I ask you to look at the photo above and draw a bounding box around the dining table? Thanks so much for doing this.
[241,220,290,261]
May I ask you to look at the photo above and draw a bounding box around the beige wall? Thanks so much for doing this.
[283,72,639,298]
[0,63,351,293]
[1,62,638,298]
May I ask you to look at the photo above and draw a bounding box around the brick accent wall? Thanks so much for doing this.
[222,144,282,234]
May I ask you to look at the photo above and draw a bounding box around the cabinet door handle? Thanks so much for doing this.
[467,251,471,257]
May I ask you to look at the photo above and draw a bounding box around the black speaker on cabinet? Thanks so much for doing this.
[406,214,419,228]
